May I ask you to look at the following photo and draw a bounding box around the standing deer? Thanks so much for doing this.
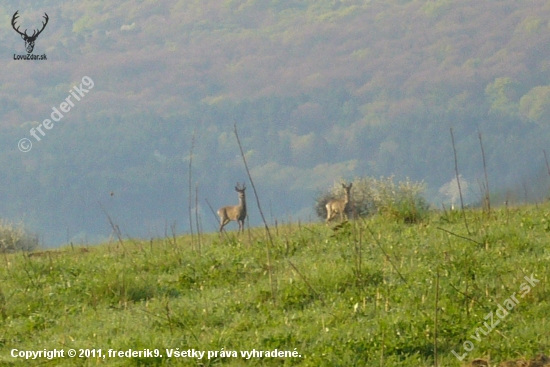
[218,183,247,233]
[326,183,353,223]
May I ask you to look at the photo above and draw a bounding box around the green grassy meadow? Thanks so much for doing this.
[0,205,549,366]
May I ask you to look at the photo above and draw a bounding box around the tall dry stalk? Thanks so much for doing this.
[205,199,224,234]
[450,128,470,234]
[187,129,196,251]
[195,185,202,254]
[233,122,276,303]
[544,150,550,177]
[434,270,440,367]
[365,224,407,284]
[288,260,325,306]
[99,201,126,253]
[478,132,491,214]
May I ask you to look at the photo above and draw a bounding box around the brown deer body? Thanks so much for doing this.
[326,183,353,223]
[218,183,247,232]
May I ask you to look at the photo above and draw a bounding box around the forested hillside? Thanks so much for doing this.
[2,0,550,245]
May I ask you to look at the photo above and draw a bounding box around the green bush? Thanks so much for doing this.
[0,220,39,253]
[315,176,430,223]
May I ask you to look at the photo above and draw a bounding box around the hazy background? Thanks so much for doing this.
[2,0,550,246]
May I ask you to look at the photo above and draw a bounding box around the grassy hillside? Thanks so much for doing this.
[0,204,548,366]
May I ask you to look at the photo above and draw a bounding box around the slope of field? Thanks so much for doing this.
[0,204,548,366]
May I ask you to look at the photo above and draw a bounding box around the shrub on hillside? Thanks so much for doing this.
[315,176,430,223]
[0,220,39,253]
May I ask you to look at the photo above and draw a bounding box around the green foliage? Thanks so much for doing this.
[519,85,550,125]
[316,176,430,223]
[421,0,452,17]
[485,77,519,119]
[0,220,39,253]
[71,14,96,34]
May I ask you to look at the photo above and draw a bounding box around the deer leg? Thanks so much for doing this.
[326,205,332,223]
[219,217,229,232]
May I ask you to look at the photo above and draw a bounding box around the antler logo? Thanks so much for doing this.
[12,10,49,54]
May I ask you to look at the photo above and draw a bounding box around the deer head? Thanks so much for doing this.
[12,11,49,54]
[235,182,246,196]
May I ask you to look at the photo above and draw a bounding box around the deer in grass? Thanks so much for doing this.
[218,183,247,233]
[326,183,353,223]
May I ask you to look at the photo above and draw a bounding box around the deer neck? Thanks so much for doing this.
[344,194,350,205]
[239,195,246,210]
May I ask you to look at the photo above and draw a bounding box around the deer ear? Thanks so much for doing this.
[349,183,353,188]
